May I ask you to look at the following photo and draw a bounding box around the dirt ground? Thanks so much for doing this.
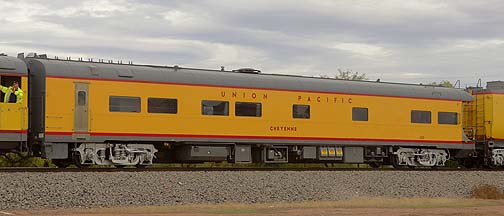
[5,198,504,216]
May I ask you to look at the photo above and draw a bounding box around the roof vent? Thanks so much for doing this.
[117,68,134,78]
[0,53,6,56]
[89,66,98,76]
[232,68,261,74]
[26,53,37,58]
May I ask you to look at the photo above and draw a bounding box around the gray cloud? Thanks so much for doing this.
[1,0,503,87]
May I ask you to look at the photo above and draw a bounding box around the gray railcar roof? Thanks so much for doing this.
[484,81,504,94]
[0,56,28,75]
[474,89,504,94]
[30,58,473,101]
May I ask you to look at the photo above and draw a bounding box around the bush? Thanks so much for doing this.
[470,184,504,199]
[0,153,51,167]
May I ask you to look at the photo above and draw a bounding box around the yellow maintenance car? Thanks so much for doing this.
[464,81,504,167]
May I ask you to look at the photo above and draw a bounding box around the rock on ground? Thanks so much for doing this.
[0,171,502,210]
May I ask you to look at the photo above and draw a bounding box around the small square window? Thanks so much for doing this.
[293,104,310,119]
[352,107,368,121]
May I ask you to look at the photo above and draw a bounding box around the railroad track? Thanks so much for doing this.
[0,167,501,172]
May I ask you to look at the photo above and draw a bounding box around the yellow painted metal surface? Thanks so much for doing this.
[465,93,504,141]
[45,77,465,142]
[0,103,24,130]
[492,94,504,140]
[487,94,504,140]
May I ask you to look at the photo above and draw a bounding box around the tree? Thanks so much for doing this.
[335,69,368,80]
[427,80,454,88]
[320,69,368,81]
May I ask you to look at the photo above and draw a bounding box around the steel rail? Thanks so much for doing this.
[0,167,501,173]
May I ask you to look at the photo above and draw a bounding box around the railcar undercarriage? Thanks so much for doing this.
[73,143,157,167]
[491,149,504,166]
[391,148,449,167]
[49,142,465,169]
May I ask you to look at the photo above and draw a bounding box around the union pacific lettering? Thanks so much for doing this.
[297,95,353,104]
[219,90,353,104]
[220,91,268,100]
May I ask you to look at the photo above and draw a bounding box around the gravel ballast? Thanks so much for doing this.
[1,171,503,210]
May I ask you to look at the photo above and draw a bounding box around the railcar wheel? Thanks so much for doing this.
[484,158,499,169]
[368,162,382,169]
[72,152,90,168]
[460,159,474,169]
[52,159,71,168]
[74,163,91,168]
[391,155,404,169]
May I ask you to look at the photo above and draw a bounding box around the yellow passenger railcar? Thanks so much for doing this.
[24,56,474,168]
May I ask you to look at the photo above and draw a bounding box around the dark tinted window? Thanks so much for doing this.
[293,104,310,119]
[148,98,177,114]
[77,91,86,106]
[236,102,262,117]
[109,96,141,113]
[438,112,458,125]
[202,100,229,116]
[352,107,368,121]
[411,110,431,124]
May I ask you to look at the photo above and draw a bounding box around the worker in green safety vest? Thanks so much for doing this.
[0,81,24,104]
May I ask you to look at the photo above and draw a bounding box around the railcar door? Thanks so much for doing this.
[0,75,25,147]
[73,82,89,140]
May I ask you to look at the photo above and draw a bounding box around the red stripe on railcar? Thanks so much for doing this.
[45,131,472,144]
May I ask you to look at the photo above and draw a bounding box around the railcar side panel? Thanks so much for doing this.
[44,76,467,148]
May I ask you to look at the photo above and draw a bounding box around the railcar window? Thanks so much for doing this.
[352,107,368,121]
[77,91,86,106]
[202,100,229,116]
[438,112,458,125]
[0,76,21,102]
[293,104,310,119]
[236,102,262,117]
[148,98,178,114]
[411,110,431,124]
[109,96,141,113]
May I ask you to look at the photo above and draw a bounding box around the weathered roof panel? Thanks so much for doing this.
[0,56,27,75]
[30,58,474,101]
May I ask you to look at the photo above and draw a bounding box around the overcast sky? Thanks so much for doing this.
[1,0,503,87]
